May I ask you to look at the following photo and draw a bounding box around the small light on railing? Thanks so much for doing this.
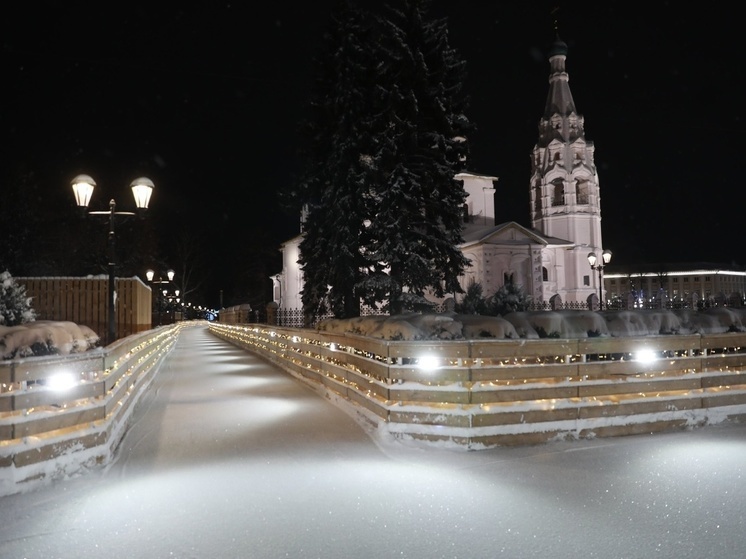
[634,349,657,363]
[417,355,439,371]
[45,372,78,391]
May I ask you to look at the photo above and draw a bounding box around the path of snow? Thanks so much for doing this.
[1,325,745,558]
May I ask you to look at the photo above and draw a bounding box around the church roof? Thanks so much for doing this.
[543,34,576,119]
[460,220,574,248]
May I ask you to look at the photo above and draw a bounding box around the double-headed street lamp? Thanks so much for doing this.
[146,269,175,326]
[587,249,612,310]
[71,174,154,344]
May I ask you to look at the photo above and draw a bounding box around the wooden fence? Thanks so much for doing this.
[209,323,746,449]
[0,323,182,496]
[219,304,257,325]
[16,276,152,344]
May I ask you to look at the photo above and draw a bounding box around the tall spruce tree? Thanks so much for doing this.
[295,1,380,318]
[357,0,473,314]
[294,0,473,319]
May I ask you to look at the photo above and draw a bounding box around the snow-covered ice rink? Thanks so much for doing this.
[2,325,745,559]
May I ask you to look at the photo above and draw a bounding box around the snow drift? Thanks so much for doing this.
[0,320,100,359]
[316,308,746,341]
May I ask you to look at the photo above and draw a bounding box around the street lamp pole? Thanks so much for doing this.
[72,174,154,344]
[587,249,612,310]
[146,269,174,327]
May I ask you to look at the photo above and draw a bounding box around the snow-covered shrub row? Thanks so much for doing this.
[0,321,100,360]
[316,308,746,341]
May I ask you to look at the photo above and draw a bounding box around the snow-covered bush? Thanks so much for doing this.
[0,321,100,360]
[488,282,532,316]
[314,307,746,341]
[454,281,490,315]
[0,272,101,359]
[0,270,36,326]
[454,281,532,317]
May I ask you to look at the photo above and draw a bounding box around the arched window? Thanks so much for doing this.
[576,179,589,204]
[533,186,543,217]
[552,180,564,206]
[542,267,549,281]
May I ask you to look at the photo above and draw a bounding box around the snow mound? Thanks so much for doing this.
[315,308,746,341]
[505,310,610,338]
[0,321,100,359]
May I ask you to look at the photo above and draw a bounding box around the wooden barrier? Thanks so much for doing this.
[208,323,746,449]
[0,323,182,496]
[16,276,153,344]
[219,304,254,324]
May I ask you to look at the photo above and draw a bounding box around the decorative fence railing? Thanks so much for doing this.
[266,303,451,329]
[0,323,183,496]
[209,322,746,449]
[527,300,590,311]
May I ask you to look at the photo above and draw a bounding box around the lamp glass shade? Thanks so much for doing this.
[602,250,613,264]
[130,177,154,209]
[146,269,155,282]
[71,174,96,207]
[587,252,598,267]
[167,269,175,281]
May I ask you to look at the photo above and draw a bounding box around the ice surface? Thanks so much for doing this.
[1,325,745,559]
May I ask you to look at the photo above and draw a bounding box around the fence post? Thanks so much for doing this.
[266,302,278,326]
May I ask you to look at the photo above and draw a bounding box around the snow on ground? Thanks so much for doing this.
[317,308,746,340]
[2,324,746,559]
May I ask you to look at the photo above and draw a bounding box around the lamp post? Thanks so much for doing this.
[72,174,154,344]
[587,249,612,310]
[146,269,175,326]
[164,289,181,323]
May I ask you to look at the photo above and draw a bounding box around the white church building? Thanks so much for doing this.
[272,36,609,314]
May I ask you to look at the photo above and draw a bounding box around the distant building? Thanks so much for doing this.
[604,264,746,309]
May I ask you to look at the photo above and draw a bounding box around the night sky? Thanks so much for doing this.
[4,2,743,308]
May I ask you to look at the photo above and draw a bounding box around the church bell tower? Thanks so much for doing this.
[529,35,606,304]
